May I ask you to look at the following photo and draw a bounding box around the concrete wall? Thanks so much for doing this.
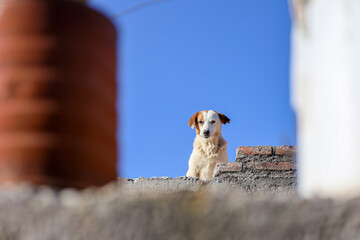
[0,146,359,239]
[0,183,360,240]
[1,145,334,240]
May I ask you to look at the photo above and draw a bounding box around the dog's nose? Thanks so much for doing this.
[203,130,210,136]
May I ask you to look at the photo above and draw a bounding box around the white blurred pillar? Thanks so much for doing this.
[292,0,360,198]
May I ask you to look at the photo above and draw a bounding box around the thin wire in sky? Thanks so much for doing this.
[111,0,172,19]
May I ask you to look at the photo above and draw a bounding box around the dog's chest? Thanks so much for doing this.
[191,142,227,173]
[196,140,222,159]
[193,137,227,160]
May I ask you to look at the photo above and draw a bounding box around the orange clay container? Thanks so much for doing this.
[0,0,118,188]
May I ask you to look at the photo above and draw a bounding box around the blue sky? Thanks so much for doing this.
[88,0,295,178]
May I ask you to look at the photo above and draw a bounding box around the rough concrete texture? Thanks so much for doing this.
[213,162,242,177]
[0,184,360,240]
[119,177,209,194]
[119,173,295,194]
[214,169,295,193]
[0,146,309,239]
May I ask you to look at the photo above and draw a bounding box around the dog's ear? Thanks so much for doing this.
[188,112,198,129]
[218,113,230,125]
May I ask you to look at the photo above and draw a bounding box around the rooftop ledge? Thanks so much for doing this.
[12,145,360,240]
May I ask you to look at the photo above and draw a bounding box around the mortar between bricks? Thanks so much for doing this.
[213,146,296,191]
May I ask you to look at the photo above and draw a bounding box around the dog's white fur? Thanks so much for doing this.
[186,110,230,180]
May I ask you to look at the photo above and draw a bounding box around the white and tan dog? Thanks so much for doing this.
[186,110,230,180]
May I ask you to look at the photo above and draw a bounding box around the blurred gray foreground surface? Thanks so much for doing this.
[0,176,359,240]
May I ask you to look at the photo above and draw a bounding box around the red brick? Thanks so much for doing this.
[213,162,241,177]
[237,146,272,156]
[274,146,296,156]
[254,161,295,171]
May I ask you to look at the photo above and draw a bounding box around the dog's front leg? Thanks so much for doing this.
[186,168,196,177]
[186,162,197,177]
[186,153,198,178]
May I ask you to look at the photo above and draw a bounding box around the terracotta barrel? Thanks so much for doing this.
[0,0,118,188]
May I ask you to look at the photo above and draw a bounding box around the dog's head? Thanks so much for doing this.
[188,110,230,139]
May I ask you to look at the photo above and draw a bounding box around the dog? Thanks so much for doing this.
[186,110,230,180]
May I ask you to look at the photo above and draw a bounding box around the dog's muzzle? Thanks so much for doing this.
[202,130,210,138]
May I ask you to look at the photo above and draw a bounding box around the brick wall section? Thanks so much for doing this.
[213,145,296,176]
[237,146,273,155]
[273,145,296,156]
[212,162,242,177]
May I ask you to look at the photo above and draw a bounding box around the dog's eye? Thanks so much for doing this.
[199,121,204,124]
[211,121,216,124]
